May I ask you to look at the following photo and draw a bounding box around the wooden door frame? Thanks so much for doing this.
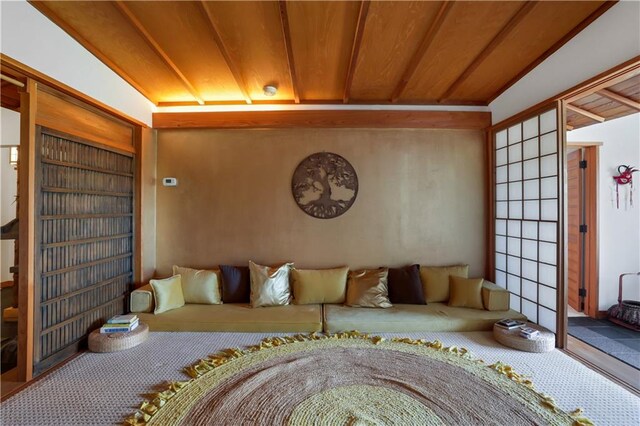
[566,143,600,318]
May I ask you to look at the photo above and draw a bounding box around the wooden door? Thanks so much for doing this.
[567,149,582,312]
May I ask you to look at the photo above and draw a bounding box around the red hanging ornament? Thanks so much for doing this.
[613,165,637,209]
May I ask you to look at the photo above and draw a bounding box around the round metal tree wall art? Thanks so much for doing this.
[292,152,358,219]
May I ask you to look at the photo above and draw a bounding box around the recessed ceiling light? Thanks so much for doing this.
[263,85,277,97]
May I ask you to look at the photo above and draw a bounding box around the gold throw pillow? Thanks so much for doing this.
[448,276,485,310]
[345,269,392,308]
[291,266,349,304]
[249,261,293,308]
[173,265,222,305]
[420,265,469,303]
[150,275,185,314]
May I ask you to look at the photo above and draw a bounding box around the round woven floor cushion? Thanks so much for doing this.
[493,322,555,353]
[88,322,148,353]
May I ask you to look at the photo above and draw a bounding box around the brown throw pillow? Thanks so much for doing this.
[448,276,484,310]
[345,269,392,308]
[220,265,250,303]
[387,264,425,304]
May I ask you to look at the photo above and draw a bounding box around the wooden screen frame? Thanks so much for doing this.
[3,56,146,382]
[487,100,566,347]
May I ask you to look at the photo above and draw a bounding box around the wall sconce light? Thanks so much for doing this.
[9,146,18,169]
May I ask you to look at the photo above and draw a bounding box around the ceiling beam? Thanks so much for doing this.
[278,1,300,104]
[566,104,605,122]
[28,1,157,104]
[439,1,536,102]
[198,2,252,105]
[598,88,640,111]
[343,0,371,103]
[488,1,617,104]
[390,1,454,103]
[112,0,205,105]
[153,110,491,130]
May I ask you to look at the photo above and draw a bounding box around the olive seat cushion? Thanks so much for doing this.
[323,303,526,333]
[132,284,322,332]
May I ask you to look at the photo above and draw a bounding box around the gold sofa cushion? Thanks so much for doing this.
[137,303,322,332]
[323,303,526,333]
[419,265,469,303]
[481,281,510,311]
[291,266,349,305]
[150,275,185,314]
[172,266,222,305]
[448,276,484,310]
[249,261,293,308]
[345,269,392,308]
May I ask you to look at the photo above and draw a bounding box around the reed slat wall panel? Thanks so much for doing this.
[34,128,134,372]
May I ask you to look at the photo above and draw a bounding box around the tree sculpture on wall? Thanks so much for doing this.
[292,152,358,219]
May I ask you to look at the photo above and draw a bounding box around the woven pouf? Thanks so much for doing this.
[88,322,149,353]
[493,322,555,353]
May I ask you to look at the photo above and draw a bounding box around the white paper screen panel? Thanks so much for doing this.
[494,108,559,333]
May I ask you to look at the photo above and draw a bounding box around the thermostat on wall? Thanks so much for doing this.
[163,177,178,187]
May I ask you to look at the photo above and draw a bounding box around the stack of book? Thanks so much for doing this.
[100,314,139,334]
[519,326,539,339]
[495,319,525,330]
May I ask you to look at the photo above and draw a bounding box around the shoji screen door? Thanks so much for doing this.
[493,108,562,333]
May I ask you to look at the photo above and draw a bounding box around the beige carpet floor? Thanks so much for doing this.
[1,331,639,425]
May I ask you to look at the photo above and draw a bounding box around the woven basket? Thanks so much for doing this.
[88,322,149,353]
[493,322,555,353]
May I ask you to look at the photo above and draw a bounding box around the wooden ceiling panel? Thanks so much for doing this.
[1,81,21,111]
[609,75,640,101]
[349,1,442,101]
[122,1,244,102]
[29,1,618,106]
[286,1,360,100]
[446,1,608,102]
[400,1,525,102]
[201,1,293,102]
[37,1,194,103]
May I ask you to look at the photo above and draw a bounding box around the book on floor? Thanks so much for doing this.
[495,319,526,330]
[100,320,139,334]
[519,327,539,339]
[107,314,138,324]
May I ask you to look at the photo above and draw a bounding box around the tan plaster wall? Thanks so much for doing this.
[155,128,486,277]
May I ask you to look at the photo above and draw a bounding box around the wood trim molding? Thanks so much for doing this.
[113,1,205,105]
[583,146,599,318]
[566,104,605,122]
[488,1,618,104]
[153,110,491,130]
[278,1,300,104]
[440,1,536,102]
[343,0,370,103]
[598,88,640,111]
[557,99,568,348]
[27,1,157,104]
[198,1,252,105]
[17,79,37,382]
[390,0,454,103]
[0,54,148,128]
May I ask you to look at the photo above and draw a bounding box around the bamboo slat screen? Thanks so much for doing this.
[34,127,134,374]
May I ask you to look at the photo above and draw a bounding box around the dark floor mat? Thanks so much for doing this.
[568,317,640,369]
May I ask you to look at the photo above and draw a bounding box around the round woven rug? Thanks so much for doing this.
[125,333,591,426]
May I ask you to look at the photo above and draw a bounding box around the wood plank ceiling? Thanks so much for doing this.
[30,1,614,107]
[567,75,640,130]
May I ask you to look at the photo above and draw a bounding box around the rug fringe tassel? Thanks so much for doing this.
[123,331,592,425]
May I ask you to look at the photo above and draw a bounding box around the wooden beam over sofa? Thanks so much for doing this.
[152,110,491,130]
